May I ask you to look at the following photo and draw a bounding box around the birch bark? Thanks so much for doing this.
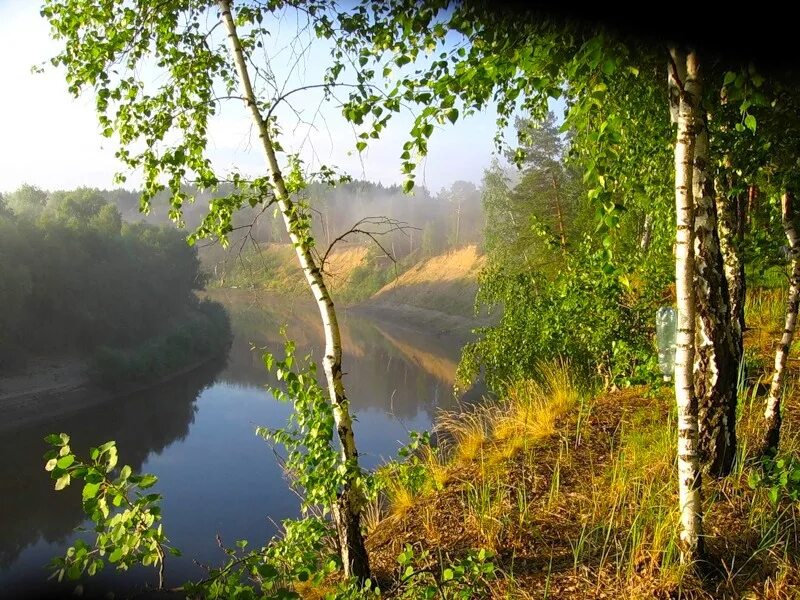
[670,47,704,562]
[715,186,746,369]
[762,190,800,457]
[693,122,738,477]
[219,0,370,580]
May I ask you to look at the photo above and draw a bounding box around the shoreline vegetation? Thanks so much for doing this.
[0,297,232,434]
[91,299,232,388]
[349,288,800,599]
[0,186,233,433]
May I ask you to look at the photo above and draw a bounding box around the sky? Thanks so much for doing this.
[0,0,511,196]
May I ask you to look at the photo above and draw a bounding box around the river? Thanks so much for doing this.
[0,290,478,599]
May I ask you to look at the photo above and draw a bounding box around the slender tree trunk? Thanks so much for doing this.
[762,190,800,457]
[747,185,758,228]
[454,199,461,247]
[715,184,746,368]
[692,122,738,477]
[737,190,748,242]
[669,47,704,563]
[219,0,370,580]
[640,213,653,251]
[550,170,567,250]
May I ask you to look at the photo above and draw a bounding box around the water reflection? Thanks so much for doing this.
[219,290,466,421]
[0,357,225,597]
[0,290,480,598]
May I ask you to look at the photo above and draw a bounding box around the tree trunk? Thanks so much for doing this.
[762,190,800,457]
[669,47,704,563]
[692,122,738,477]
[550,170,567,250]
[218,0,370,581]
[640,213,653,251]
[747,185,758,229]
[715,185,746,369]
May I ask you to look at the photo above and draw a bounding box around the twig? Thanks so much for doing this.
[318,216,420,275]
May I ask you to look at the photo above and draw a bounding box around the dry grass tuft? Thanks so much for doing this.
[494,359,581,444]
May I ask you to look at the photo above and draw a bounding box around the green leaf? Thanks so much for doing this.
[744,114,757,132]
[258,563,279,579]
[138,474,158,489]
[769,486,779,505]
[82,481,101,500]
[57,455,75,469]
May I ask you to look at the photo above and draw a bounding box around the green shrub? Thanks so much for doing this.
[91,299,231,387]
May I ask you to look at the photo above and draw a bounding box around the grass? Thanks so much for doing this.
[365,341,800,598]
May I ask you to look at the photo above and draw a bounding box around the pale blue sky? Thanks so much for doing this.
[0,0,525,196]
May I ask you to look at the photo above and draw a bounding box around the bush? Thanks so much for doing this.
[458,248,669,393]
[91,299,231,387]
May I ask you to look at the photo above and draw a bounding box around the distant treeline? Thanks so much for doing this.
[202,179,486,297]
[0,186,230,374]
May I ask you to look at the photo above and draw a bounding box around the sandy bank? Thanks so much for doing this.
[349,302,493,346]
[0,355,221,434]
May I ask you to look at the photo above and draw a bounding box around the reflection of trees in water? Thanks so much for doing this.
[0,356,225,569]
[219,301,470,419]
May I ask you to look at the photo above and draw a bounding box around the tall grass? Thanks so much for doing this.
[372,354,800,598]
[493,359,581,446]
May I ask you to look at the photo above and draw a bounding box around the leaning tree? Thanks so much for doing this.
[40,0,376,579]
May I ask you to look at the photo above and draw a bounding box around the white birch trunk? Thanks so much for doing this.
[670,47,704,563]
[762,191,800,456]
[715,187,746,368]
[218,0,370,579]
[714,164,746,361]
[639,213,653,251]
[692,121,738,477]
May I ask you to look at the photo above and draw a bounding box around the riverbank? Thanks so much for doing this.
[0,353,226,434]
[348,302,487,346]
[0,299,231,433]
[361,361,800,599]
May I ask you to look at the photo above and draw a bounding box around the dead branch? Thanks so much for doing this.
[317,215,420,277]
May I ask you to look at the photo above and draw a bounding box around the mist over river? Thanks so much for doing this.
[0,290,477,599]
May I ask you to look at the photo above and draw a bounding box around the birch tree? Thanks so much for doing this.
[692,116,739,477]
[669,47,704,561]
[321,3,715,561]
[762,190,800,456]
[715,185,746,371]
[41,0,371,580]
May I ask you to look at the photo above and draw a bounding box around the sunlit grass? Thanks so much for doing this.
[494,359,581,445]
[368,349,800,598]
[437,405,493,463]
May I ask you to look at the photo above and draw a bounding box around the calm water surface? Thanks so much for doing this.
[0,291,473,598]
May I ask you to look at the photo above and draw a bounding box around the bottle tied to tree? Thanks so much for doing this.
[656,306,677,382]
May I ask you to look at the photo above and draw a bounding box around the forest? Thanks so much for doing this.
[0,185,231,383]
[2,0,800,599]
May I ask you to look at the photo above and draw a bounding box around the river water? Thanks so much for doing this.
[0,291,475,598]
